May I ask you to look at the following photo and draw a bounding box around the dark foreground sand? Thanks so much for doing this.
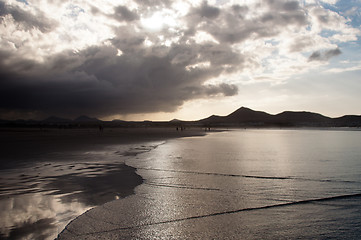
[0,127,206,168]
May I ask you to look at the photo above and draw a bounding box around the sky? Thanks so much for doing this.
[0,0,360,121]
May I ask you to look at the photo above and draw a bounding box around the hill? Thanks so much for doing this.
[74,115,100,122]
[197,107,361,127]
[43,116,72,123]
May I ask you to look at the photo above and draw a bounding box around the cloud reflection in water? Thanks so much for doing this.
[0,153,143,240]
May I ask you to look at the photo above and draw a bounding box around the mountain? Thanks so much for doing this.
[274,111,332,126]
[42,115,100,123]
[170,119,182,122]
[333,115,361,127]
[199,107,272,125]
[199,107,273,125]
[224,107,273,123]
[197,107,361,127]
[74,115,100,122]
[112,119,127,122]
[43,116,72,123]
[198,115,222,123]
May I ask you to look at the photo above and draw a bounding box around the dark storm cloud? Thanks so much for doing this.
[0,1,57,32]
[0,40,240,118]
[308,48,342,62]
[113,6,139,22]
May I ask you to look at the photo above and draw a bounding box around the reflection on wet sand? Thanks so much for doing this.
[0,156,143,240]
[0,128,203,239]
[44,163,143,206]
[0,192,85,239]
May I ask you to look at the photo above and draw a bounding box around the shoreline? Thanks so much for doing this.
[55,128,361,239]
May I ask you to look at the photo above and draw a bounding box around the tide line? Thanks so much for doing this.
[136,167,358,184]
[65,192,361,236]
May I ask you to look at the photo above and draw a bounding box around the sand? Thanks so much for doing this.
[0,127,207,239]
[0,127,206,168]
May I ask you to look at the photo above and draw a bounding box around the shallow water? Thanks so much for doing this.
[115,129,361,239]
[132,129,361,197]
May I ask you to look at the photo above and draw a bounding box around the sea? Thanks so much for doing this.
[1,129,361,239]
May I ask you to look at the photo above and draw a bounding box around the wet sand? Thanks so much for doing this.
[0,127,206,168]
[0,127,206,239]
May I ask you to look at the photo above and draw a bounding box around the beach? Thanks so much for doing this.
[2,0,360,238]
[0,127,205,239]
[1,128,361,239]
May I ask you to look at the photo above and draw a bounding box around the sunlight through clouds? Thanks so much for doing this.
[0,0,360,120]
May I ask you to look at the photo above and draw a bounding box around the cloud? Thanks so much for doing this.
[325,63,361,73]
[197,1,220,19]
[134,0,171,7]
[113,6,139,22]
[206,83,238,96]
[0,1,57,33]
[0,0,360,119]
[325,48,342,58]
[321,0,339,4]
[288,35,315,52]
[282,1,301,11]
[186,0,307,45]
[0,41,240,118]
[308,48,342,61]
